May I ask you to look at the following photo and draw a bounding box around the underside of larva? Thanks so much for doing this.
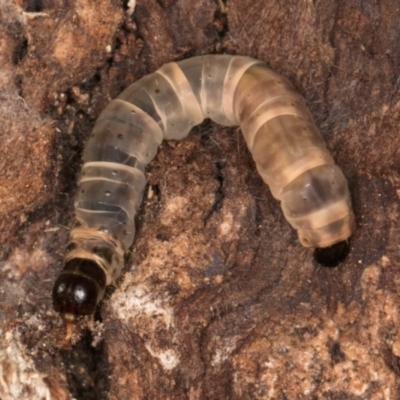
[52,55,355,321]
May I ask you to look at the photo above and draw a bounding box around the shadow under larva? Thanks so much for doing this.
[52,55,355,324]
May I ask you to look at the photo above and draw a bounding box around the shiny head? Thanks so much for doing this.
[52,258,106,319]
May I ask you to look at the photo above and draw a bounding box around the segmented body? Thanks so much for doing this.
[53,55,355,319]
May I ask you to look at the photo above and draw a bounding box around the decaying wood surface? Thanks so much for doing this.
[0,0,399,399]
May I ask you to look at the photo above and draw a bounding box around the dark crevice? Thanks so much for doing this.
[80,70,102,93]
[179,47,199,61]
[253,206,263,238]
[23,0,44,12]
[12,37,28,65]
[120,0,130,12]
[156,233,168,242]
[328,339,346,365]
[154,0,166,11]
[50,109,94,249]
[60,329,110,400]
[382,344,400,377]
[313,240,351,267]
[323,0,341,123]
[65,88,83,107]
[113,35,123,53]
[204,160,225,223]
[131,6,152,76]
[149,183,161,201]
[105,35,122,71]
[213,0,229,40]
[14,74,24,97]
[47,85,94,124]
[0,244,12,261]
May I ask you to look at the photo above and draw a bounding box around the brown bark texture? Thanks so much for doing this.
[0,0,399,399]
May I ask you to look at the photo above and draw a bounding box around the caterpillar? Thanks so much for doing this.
[52,55,355,322]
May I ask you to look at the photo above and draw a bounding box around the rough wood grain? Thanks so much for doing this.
[0,0,399,399]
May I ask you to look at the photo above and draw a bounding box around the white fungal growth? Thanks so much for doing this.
[111,280,175,329]
[0,331,51,400]
[144,346,180,371]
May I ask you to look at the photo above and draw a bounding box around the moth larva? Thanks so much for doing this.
[53,55,355,321]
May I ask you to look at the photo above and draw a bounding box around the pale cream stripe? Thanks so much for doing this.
[290,199,350,230]
[222,57,261,125]
[299,215,353,248]
[78,176,144,193]
[242,95,310,150]
[271,151,333,199]
[80,162,146,189]
[65,248,104,263]
[157,62,204,126]
[82,161,146,177]
[69,227,125,256]
[314,234,351,249]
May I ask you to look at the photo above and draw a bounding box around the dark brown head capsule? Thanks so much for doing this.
[313,240,350,267]
[52,259,106,320]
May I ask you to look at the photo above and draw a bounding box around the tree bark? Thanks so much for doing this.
[0,0,399,399]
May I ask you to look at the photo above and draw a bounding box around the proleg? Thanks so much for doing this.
[52,55,355,321]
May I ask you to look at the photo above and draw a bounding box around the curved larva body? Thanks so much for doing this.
[53,55,355,319]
